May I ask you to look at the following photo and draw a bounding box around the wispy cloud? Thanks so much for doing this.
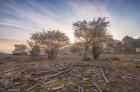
[0,0,140,52]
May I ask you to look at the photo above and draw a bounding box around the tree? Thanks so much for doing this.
[70,41,84,56]
[122,36,135,53]
[73,20,91,60]
[73,17,111,60]
[113,40,123,53]
[29,30,69,59]
[27,40,41,56]
[13,44,28,55]
[89,17,110,59]
[122,36,140,54]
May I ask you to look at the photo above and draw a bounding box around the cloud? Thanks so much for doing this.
[0,0,115,53]
[69,1,111,20]
[0,0,140,53]
[1,0,112,42]
[109,12,140,40]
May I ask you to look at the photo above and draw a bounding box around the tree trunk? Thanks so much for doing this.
[92,46,101,59]
[47,50,58,59]
[83,44,88,60]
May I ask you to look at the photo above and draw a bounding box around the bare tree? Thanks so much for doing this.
[13,44,28,55]
[29,30,69,59]
[27,40,41,56]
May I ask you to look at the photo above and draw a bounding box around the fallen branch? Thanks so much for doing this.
[4,82,21,90]
[91,81,102,92]
[49,84,65,91]
[69,72,102,92]
[26,84,39,92]
[43,67,72,81]
[100,69,109,83]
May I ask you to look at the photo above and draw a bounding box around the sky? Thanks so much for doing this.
[0,0,140,53]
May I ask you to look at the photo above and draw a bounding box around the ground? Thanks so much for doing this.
[0,54,140,92]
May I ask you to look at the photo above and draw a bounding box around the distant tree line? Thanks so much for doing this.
[111,36,140,54]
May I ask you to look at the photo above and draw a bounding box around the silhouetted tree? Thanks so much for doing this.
[29,30,69,59]
[27,41,41,56]
[13,44,28,55]
[70,42,84,56]
[89,17,110,59]
[122,36,135,53]
[73,20,91,60]
[73,17,111,60]
[114,41,123,53]
[122,36,140,54]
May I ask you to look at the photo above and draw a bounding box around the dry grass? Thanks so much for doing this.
[0,54,140,92]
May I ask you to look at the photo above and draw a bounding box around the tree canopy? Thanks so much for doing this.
[13,44,28,55]
[28,30,69,59]
[73,17,112,60]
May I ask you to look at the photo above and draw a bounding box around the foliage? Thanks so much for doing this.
[89,17,110,59]
[73,17,111,60]
[29,30,69,59]
[27,40,41,56]
[73,20,91,60]
[70,41,84,56]
[12,44,28,55]
[122,36,140,53]
[31,45,41,56]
